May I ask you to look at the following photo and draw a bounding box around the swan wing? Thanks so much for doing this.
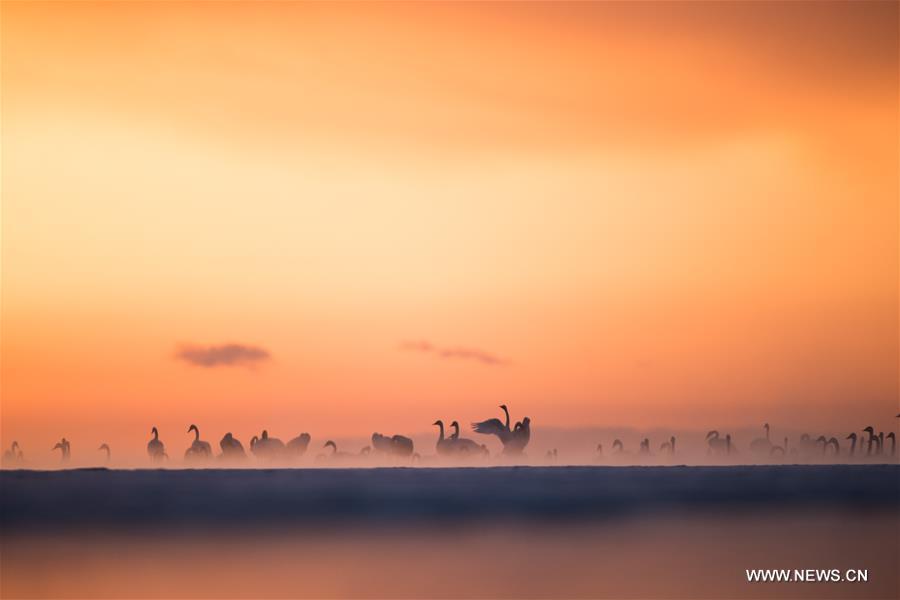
[472,418,511,442]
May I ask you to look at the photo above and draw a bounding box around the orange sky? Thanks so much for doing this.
[2,1,897,461]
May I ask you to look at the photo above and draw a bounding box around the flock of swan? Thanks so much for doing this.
[2,408,898,468]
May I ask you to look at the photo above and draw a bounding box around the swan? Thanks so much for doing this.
[749,423,773,455]
[503,417,531,455]
[639,438,650,454]
[184,424,212,461]
[862,426,876,456]
[287,433,312,456]
[371,433,415,457]
[770,437,788,457]
[433,420,455,455]
[612,439,624,453]
[876,432,885,455]
[147,427,167,462]
[659,436,676,455]
[98,443,111,462]
[846,433,857,457]
[251,430,286,459]
[886,432,896,456]
[52,438,71,462]
[471,404,514,447]
[826,437,840,456]
[448,421,489,456]
[706,431,731,455]
[2,441,23,466]
[318,440,360,462]
[219,433,246,459]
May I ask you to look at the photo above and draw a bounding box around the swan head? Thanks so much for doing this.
[846,433,857,440]
[324,440,337,452]
[98,444,109,451]
[151,427,158,438]
[261,430,269,440]
[499,404,508,411]
[862,426,874,434]
[706,430,718,440]
[11,441,19,451]
[450,421,459,428]
[52,442,62,450]
[522,417,531,426]
[188,424,198,434]
[887,432,896,440]
[432,420,443,427]
[816,435,827,444]
[250,436,258,447]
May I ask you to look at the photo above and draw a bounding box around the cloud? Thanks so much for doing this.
[401,340,508,366]
[176,343,271,368]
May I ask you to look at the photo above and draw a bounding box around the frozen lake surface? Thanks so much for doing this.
[2,465,897,599]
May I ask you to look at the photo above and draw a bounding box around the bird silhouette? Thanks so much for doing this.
[448,421,489,456]
[287,433,312,456]
[862,426,876,456]
[98,443,111,462]
[219,433,246,459]
[612,439,624,453]
[659,436,676,456]
[749,423,773,455]
[471,405,514,447]
[503,417,531,455]
[371,433,415,457]
[52,438,71,462]
[769,437,788,457]
[147,427,167,462]
[184,424,212,461]
[846,433,858,457]
[433,420,454,455]
[706,431,731,455]
[250,430,286,459]
[2,441,23,466]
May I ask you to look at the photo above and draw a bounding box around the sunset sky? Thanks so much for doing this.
[2,1,897,462]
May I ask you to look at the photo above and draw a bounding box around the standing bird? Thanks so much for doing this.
[706,431,731,455]
[371,433,415,457]
[846,433,858,457]
[287,433,312,456]
[449,421,489,455]
[148,427,167,462]
[770,437,789,457]
[2,441,23,466]
[504,417,531,455]
[433,420,454,455]
[52,438,71,462]
[184,424,212,461]
[886,432,896,457]
[659,436,676,456]
[471,405,514,447]
[251,430,286,459]
[862,426,876,456]
[98,443,111,462]
[749,423,773,455]
[219,433,246,459]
